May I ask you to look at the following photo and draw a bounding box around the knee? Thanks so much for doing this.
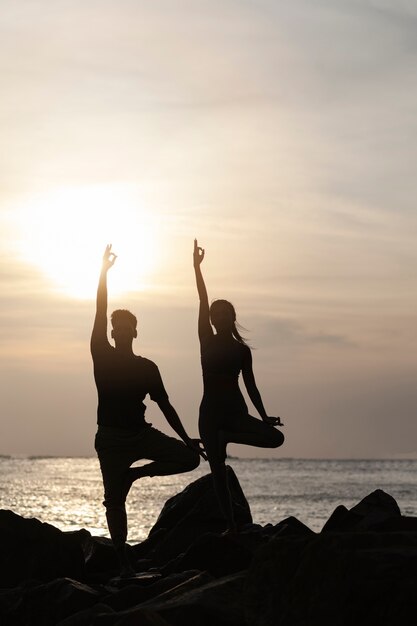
[271,428,285,449]
[103,492,126,514]
[183,446,200,472]
[103,497,126,511]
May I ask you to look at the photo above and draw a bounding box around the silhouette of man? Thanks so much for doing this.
[91,245,203,576]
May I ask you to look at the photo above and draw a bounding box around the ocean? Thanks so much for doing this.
[0,456,416,543]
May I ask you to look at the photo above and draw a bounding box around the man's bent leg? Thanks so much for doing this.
[128,427,200,481]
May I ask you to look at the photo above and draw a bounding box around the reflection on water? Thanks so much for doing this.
[0,457,207,542]
[1,457,416,543]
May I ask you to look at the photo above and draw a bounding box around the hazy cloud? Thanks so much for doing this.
[0,0,416,456]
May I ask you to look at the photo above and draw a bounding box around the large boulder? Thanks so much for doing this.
[102,570,211,612]
[272,515,315,538]
[0,510,86,588]
[160,531,255,578]
[0,578,103,626]
[57,573,211,626]
[158,512,314,578]
[322,489,402,532]
[244,529,417,626]
[83,537,137,581]
[132,467,252,566]
[93,571,246,626]
[244,491,417,625]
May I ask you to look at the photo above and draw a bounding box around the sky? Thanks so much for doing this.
[0,0,416,459]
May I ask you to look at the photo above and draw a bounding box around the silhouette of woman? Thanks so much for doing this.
[193,239,284,532]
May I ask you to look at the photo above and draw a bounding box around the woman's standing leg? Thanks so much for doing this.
[199,414,237,532]
[208,458,237,532]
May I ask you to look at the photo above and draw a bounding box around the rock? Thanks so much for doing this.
[244,530,417,626]
[350,488,401,517]
[369,515,417,532]
[322,489,402,532]
[243,533,313,626]
[132,467,252,566]
[84,536,137,580]
[57,603,115,626]
[148,466,251,535]
[320,504,352,532]
[0,586,23,624]
[130,528,167,560]
[160,531,254,578]
[2,488,417,626]
[157,515,314,578]
[272,515,315,537]
[102,570,211,611]
[94,571,246,626]
[0,578,103,625]
[0,510,86,588]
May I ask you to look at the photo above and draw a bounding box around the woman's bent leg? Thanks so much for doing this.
[223,413,284,450]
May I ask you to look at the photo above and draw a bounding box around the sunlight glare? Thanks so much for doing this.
[10,185,159,299]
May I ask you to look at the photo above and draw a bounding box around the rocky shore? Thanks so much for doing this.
[1,466,416,625]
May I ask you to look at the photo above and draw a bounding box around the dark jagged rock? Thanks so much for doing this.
[94,571,246,626]
[272,515,316,537]
[102,570,210,611]
[158,518,313,579]
[84,536,137,580]
[0,578,103,626]
[0,510,86,588]
[2,481,417,626]
[132,466,252,566]
[322,489,402,532]
[129,527,167,560]
[160,531,254,577]
[58,578,206,626]
[244,529,417,626]
[149,465,251,535]
[57,603,115,626]
[368,515,417,532]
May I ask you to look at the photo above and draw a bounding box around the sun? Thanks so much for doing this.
[9,184,160,299]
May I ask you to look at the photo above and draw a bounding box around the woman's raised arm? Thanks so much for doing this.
[193,239,213,342]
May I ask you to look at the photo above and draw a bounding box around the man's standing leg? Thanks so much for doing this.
[95,426,200,576]
[95,428,137,577]
[99,461,136,576]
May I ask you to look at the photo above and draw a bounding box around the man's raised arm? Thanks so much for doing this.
[91,244,117,348]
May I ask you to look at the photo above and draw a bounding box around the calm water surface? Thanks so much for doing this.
[0,457,415,542]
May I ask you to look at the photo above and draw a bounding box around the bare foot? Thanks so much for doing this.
[122,467,144,501]
[115,543,136,578]
[221,524,238,537]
